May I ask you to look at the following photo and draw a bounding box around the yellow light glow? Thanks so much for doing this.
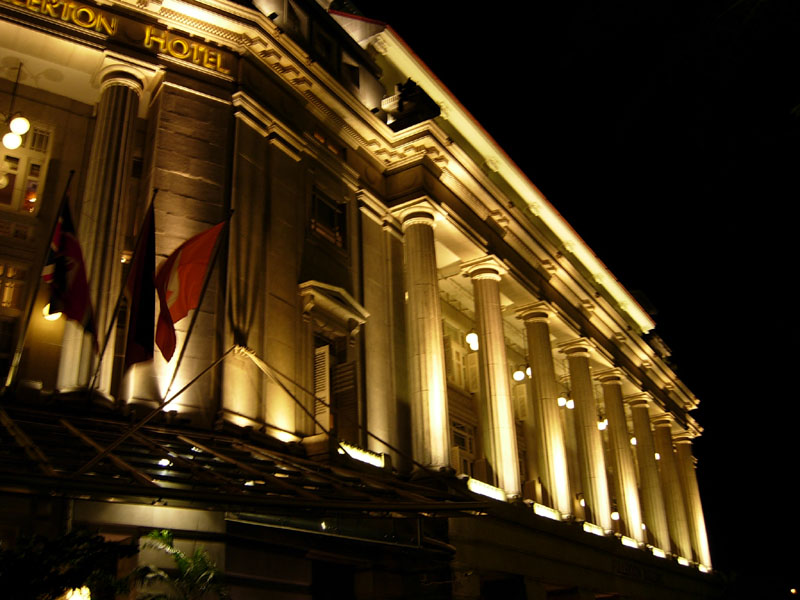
[533,502,561,521]
[566,399,575,410]
[9,115,30,135]
[789,588,796,595]
[611,511,620,521]
[43,304,62,321]
[641,522,647,530]
[338,442,384,468]
[579,497,586,507]
[512,369,525,382]
[630,436,637,446]
[3,132,22,150]
[598,419,608,431]
[526,366,531,377]
[698,564,710,573]
[677,556,690,567]
[620,535,639,549]
[650,546,666,558]
[465,331,479,352]
[65,587,91,600]
[557,396,566,406]
[467,477,507,502]
[654,452,661,461]
[583,522,605,537]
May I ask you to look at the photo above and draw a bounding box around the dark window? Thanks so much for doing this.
[310,188,346,249]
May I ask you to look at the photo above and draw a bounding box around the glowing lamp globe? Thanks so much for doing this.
[9,115,30,135]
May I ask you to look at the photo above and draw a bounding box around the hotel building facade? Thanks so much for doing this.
[0,0,720,597]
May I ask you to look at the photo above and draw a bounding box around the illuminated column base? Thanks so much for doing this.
[463,256,520,498]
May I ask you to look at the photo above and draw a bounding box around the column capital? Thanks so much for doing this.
[651,413,675,428]
[515,300,553,323]
[673,431,698,445]
[625,391,653,408]
[461,255,507,280]
[558,338,593,358]
[595,368,624,385]
[390,197,443,230]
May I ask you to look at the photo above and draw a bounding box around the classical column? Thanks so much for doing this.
[560,339,612,531]
[675,434,712,567]
[401,203,450,468]
[652,414,693,559]
[626,393,671,552]
[58,69,142,395]
[516,302,571,517]
[462,256,520,497]
[596,369,643,542]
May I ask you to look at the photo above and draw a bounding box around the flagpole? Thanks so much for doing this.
[162,212,232,401]
[3,170,75,392]
[87,188,158,393]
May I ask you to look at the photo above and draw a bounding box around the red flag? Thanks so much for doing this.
[41,199,97,348]
[155,221,225,361]
[123,203,155,371]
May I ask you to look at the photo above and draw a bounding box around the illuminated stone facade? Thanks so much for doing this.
[0,0,717,597]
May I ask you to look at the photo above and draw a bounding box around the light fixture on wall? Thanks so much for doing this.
[512,364,531,381]
[2,62,31,151]
[465,329,479,352]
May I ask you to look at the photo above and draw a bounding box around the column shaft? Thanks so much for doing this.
[58,75,141,394]
[675,437,712,566]
[518,304,571,516]
[598,371,643,542]
[563,341,612,531]
[469,266,520,497]
[402,212,449,467]
[628,397,671,552]
[653,418,693,558]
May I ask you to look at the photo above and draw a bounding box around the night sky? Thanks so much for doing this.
[351,0,799,595]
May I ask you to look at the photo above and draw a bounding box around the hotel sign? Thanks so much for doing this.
[1,0,232,74]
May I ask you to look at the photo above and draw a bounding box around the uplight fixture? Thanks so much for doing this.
[42,303,62,321]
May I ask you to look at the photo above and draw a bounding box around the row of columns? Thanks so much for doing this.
[398,200,710,567]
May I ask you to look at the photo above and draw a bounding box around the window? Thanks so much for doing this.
[450,419,476,476]
[0,126,51,216]
[310,188,346,249]
[0,262,26,310]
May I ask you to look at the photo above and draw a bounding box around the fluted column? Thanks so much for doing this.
[401,203,450,468]
[58,70,142,395]
[560,339,612,531]
[596,369,643,542]
[652,415,693,558]
[626,393,671,552]
[462,256,520,497]
[516,302,571,516]
[675,434,712,567]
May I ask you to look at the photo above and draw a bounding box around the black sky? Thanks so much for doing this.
[350,0,799,595]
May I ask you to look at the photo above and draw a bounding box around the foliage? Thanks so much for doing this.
[0,529,137,600]
[133,530,228,600]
